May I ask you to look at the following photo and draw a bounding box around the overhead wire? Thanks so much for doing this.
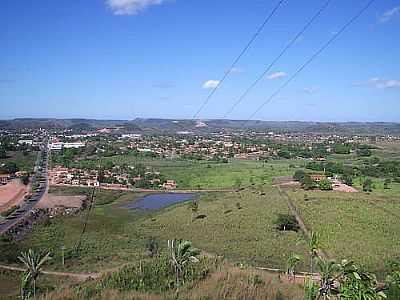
[222,0,332,118]
[246,0,377,121]
[192,0,286,119]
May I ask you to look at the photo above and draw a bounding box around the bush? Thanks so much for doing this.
[302,174,316,190]
[363,178,373,192]
[342,174,353,186]
[293,170,306,182]
[319,179,333,191]
[78,256,214,296]
[274,214,299,232]
[146,237,159,258]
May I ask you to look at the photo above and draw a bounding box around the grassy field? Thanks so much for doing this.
[0,150,37,172]
[0,185,308,299]
[0,269,79,300]
[0,185,308,273]
[138,186,309,270]
[353,177,400,198]
[74,155,298,189]
[286,188,400,276]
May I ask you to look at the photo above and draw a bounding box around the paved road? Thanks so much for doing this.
[0,142,49,235]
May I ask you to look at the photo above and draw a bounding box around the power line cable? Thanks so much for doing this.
[247,0,376,121]
[223,0,332,118]
[74,187,96,253]
[192,0,286,119]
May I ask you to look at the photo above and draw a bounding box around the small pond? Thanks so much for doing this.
[123,193,197,210]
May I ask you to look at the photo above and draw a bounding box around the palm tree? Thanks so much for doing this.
[18,249,51,298]
[286,253,302,281]
[168,239,200,289]
[308,231,319,275]
[20,272,31,300]
[315,257,340,299]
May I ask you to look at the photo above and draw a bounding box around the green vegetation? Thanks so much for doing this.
[139,187,308,269]
[0,150,37,173]
[274,214,299,232]
[18,249,52,299]
[286,189,400,276]
[318,178,333,191]
[65,156,296,189]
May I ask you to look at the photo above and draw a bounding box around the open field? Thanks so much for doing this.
[138,186,309,270]
[353,177,400,198]
[0,185,308,273]
[0,150,37,172]
[72,156,299,189]
[286,188,400,276]
[374,141,400,160]
[0,268,81,300]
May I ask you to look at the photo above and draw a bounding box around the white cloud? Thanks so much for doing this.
[202,80,220,89]
[379,6,400,23]
[302,86,319,94]
[267,71,287,80]
[107,0,164,15]
[227,67,243,74]
[357,78,400,89]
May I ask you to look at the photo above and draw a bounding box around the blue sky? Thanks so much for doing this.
[1,0,399,122]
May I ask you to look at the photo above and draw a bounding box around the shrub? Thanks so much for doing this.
[78,256,214,296]
[274,214,299,232]
[293,170,306,182]
[363,179,373,192]
[146,237,159,258]
[319,179,333,191]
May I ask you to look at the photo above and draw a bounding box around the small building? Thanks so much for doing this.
[163,180,177,190]
[310,174,327,182]
[0,174,11,184]
[87,179,100,187]
[15,171,28,177]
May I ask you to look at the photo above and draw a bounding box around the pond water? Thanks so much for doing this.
[123,193,197,210]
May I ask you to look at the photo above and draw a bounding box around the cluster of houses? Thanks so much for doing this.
[49,166,177,190]
[0,171,29,185]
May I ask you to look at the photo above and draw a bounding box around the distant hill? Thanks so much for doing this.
[131,118,400,135]
[1,118,399,135]
[0,118,139,131]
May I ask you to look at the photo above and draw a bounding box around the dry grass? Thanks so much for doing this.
[38,263,303,300]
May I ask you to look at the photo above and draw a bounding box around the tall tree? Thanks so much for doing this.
[308,232,319,275]
[286,253,302,281]
[18,249,51,298]
[168,239,200,289]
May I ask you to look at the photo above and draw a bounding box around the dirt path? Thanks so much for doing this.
[277,186,329,260]
[0,264,100,280]
[51,183,235,193]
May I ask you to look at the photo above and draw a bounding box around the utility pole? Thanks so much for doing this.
[61,245,66,267]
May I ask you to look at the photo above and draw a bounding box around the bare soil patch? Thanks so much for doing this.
[0,179,28,213]
[332,182,358,193]
[37,194,86,209]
